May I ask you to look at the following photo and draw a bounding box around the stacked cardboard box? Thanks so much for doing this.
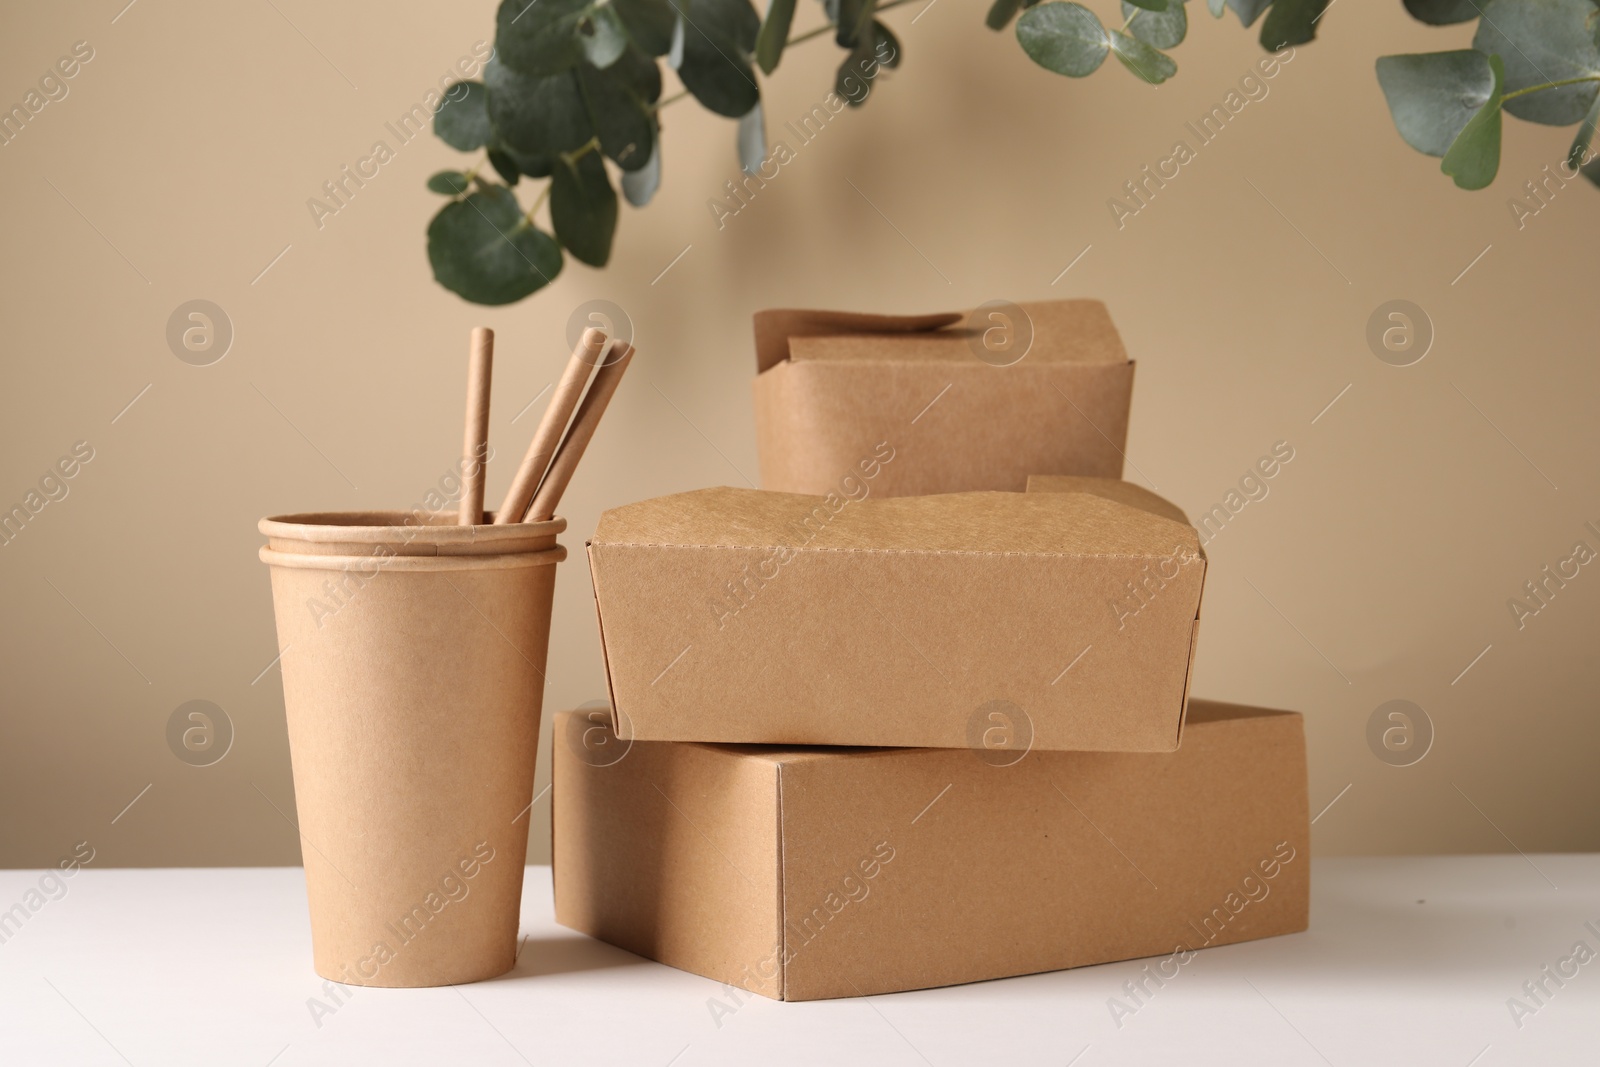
[553,302,1310,1000]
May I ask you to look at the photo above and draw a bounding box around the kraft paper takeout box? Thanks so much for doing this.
[751,300,1135,497]
[586,480,1205,752]
[259,510,566,987]
[552,699,1310,1001]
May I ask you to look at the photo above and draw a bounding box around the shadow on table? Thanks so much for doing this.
[493,934,651,982]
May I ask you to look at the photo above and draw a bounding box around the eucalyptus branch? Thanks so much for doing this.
[424,0,1600,308]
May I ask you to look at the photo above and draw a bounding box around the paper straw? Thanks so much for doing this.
[493,328,606,525]
[458,327,494,525]
[525,342,635,523]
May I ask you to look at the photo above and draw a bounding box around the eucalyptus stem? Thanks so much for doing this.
[1501,73,1600,103]
[653,88,691,111]
[786,23,832,46]
[560,136,602,165]
[523,182,552,225]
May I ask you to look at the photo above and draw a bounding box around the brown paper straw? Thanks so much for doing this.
[525,342,635,523]
[493,328,607,525]
[458,327,494,525]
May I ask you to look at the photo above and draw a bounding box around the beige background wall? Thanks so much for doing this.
[2,1,1595,869]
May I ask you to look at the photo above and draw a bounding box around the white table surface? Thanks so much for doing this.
[1,857,1595,1066]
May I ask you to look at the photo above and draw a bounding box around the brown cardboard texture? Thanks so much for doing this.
[259,511,565,987]
[587,484,1204,752]
[751,300,1134,497]
[552,700,1310,1001]
[1026,474,1190,525]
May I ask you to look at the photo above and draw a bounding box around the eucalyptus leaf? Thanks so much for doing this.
[495,0,593,77]
[835,20,898,104]
[434,81,492,150]
[576,49,661,171]
[836,32,872,104]
[609,41,666,102]
[1123,0,1186,49]
[1260,0,1328,50]
[488,147,521,185]
[1124,0,1170,10]
[1473,0,1600,125]
[552,151,620,266]
[1111,29,1177,83]
[675,0,761,117]
[1225,0,1271,27]
[668,13,686,67]
[615,0,678,55]
[1581,155,1600,186]
[1208,0,1226,15]
[1376,49,1499,157]
[622,139,663,205]
[987,0,1026,31]
[737,101,767,174]
[1442,53,1504,189]
[428,184,563,305]
[1402,0,1485,25]
[498,143,555,178]
[680,0,760,51]
[1568,92,1600,169]
[583,6,632,68]
[756,0,798,72]
[485,59,594,157]
[837,0,875,46]
[875,19,902,67]
[1016,3,1110,77]
[427,170,471,195]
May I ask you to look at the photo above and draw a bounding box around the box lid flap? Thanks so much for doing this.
[755,300,1127,371]
[1026,475,1189,525]
[1184,699,1298,726]
[753,308,962,373]
[592,486,1197,559]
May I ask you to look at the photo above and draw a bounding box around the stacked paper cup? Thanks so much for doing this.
[259,511,564,986]
[259,325,636,987]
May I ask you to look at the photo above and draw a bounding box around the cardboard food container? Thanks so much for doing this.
[751,300,1135,497]
[259,510,565,987]
[552,699,1310,1001]
[587,480,1205,752]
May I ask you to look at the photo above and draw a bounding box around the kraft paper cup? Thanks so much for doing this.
[259,510,565,987]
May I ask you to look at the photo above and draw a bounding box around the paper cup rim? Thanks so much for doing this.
[259,544,567,572]
[261,510,564,538]
[259,511,566,557]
